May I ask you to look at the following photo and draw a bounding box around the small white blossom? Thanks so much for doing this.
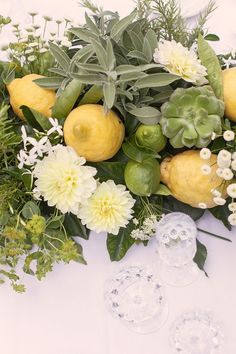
[222,168,234,180]
[200,148,211,160]
[211,132,217,140]
[232,152,236,160]
[39,48,48,54]
[47,118,63,136]
[213,197,226,206]
[28,136,52,157]
[216,168,224,178]
[228,213,236,226]
[21,125,28,149]
[25,48,34,55]
[217,150,232,168]
[231,159,236,171]
[201,164,212,175]
[61,38,72,48]
[132,218,139,226]
[198,203,207,209]
[17,150,38,169]
[223,130,235,141]
[32,187,42,201]
[227,183,236,198]
[28,55,37,62]
[211,189,222,197]
[28,42,39,48]
[229,203,236,212]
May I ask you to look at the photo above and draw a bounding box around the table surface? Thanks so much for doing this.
[1,1,236,353]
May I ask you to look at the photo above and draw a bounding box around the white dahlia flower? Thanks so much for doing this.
[78,180,135,235]
[153,39,207,85]
[33,145,97,214]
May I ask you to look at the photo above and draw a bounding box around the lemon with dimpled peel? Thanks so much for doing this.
[7,74,56,121]
[223,67,236,122]
[160,150,228,208]
[63,104,125,162]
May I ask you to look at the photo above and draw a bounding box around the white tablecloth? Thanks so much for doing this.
[1,1,236,353]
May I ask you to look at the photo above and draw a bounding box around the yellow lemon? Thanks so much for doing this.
[223,67,236,122]
[7,74,56,120]
[160,150,227,208]
[63,104,125,162]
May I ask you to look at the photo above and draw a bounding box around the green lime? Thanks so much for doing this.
[135,124,167,152]
[124,158,160,196]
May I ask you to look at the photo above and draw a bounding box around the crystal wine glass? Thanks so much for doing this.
[170,310,224,354]
[155,212,200,286]
[104,264,168,334]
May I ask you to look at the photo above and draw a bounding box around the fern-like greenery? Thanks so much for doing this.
[135,0,216,47]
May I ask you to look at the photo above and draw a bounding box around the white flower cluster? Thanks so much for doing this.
[17,118,63,169]
[131,215,157,241]
[222,50,236,69]
[153,39,207,85]
[199,143,236,226]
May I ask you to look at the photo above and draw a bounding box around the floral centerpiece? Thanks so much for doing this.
[0,0,235,291]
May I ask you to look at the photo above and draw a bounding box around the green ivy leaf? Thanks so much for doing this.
[64,214,89,240]
[107,222,135,261]
[90,161,126,184]
[194,240,208,276]
[22,201,40,219]
[163,196,205,221]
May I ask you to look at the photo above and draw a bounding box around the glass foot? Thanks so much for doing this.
[158,258,200,287]
[170,310,224,354]
[104,265,169,334]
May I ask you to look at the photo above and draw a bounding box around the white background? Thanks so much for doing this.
[0,1,236,353]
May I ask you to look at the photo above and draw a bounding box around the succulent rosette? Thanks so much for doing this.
[160,86,225,148]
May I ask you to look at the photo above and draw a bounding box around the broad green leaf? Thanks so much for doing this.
[46,215,65,229]
[49,42,70,72]
[21,106,51,132]
[79,85,103,105]
[64,214,89,240]
[107,223,135,261]
[52,79,83,119]
[34,77,64,89]
[210,204,232,231]
[126,104,161,125]
[85,12,100,35]
[122,141,155,162]
[103,82,116,109]
[116,65,141,75]
[90,162,126,184]
[22,170,33,191]
[194,240,208,276]
[154,184,172,196]
[204,33,220,41]
[111,10,137,42]
[135,73,179,89]
[198,34,223,99]
[163,196,205,221]
[71,44,94,64]
[21,201,40,219]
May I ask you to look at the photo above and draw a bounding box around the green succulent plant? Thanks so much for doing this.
[160,86,224,148]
